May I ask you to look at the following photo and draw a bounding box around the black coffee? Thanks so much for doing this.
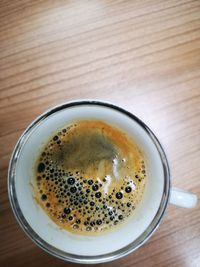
[34,120,146,235]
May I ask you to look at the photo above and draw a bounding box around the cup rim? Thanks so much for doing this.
[8,100,170,264]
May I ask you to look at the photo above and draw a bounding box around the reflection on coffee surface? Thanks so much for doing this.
[34,120,146,235]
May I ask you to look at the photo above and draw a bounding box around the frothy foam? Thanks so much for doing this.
[34,120,146,235]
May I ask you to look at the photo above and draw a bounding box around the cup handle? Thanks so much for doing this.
[169,187,198,208]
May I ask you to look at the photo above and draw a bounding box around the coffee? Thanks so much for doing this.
[34,120,146,235]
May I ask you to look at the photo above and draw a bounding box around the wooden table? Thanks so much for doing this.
[0,1,200,266]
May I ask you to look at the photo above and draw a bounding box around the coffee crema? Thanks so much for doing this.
[34,120,146,235]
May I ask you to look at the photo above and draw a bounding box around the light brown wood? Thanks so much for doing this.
[0,1,200,266]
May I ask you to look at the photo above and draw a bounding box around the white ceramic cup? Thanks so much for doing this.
[8,100,197,264]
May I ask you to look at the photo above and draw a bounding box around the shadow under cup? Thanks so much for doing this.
[8,101,170,264]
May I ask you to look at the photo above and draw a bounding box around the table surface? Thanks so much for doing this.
[0,1,200,266]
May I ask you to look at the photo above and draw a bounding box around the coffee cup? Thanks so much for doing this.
[8,100,197,264]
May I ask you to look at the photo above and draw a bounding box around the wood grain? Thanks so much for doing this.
[0,1,200,266]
